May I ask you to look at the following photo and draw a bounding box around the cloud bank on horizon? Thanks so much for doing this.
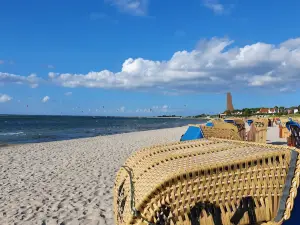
[1,37,300,94]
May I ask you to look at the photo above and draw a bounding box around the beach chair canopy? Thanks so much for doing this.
[289,125,300,148]
[247,119,254,126]
[114,139,300,225]
[286,121,300,131]
[180,126,204,141]
[205,121,214,127]
[224,119,236,125]
[286,121,300,149]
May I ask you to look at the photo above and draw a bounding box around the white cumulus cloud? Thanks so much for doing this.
[0,72,39,88]
[64,92,72,96]
[0,94,12,103]
[107,0,149,15]
[203,0,225,15]
[42,96,50,103]
[48,72,58,79]
[47,37,300,93]
[3,37,300,94]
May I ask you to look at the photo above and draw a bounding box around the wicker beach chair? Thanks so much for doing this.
[245,118,267,143]
[253,118,268,129]
[213,122,239,133]
[286,121,300,148]
[229,118,246,141]
[180,124,242,142]
[205,119,231,128]
[201,125,242,141]
[209,118,246,141]
[279,119,290,139]
[114,139,300,225]
[247,123,267,144]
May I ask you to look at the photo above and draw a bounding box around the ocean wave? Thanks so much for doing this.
[0,116,208,144]
[0,132,24,136]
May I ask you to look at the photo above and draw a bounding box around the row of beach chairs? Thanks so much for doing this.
[181,117,268,144]
[114,116,300,225]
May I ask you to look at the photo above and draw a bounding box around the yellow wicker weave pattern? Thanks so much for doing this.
[208,118,246,140]
[234,119,246,140]
[114,139,297,225]
[280,118,289,128]
[126,138,211,163]
[115,139,220,187]
[254,128,267,143]
[260,148,300,225]
[201,126,242,141]
[212,121,239,133]
[253,118,268,129]
[281,127,290,139]
[123,139,218,174]
[226,118,244,125]
[210,119,223,125]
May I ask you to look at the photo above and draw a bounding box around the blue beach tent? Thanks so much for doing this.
[180,126,204,141]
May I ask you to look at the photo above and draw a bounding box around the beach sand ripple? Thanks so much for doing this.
[0,127,186,225]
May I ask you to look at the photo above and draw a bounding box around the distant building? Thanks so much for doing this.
[286,108,299,114]
[226,92,234,112]
[219,113,226,118]
[259,108,278,114]
[259,108,269,114]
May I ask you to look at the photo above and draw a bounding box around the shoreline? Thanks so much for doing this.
[0,143,10,148]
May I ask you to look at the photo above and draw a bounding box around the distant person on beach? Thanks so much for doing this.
[268,119,272,127]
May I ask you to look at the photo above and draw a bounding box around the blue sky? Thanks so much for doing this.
[1,0,300,116]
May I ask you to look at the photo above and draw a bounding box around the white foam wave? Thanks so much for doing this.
[0,132,24,136]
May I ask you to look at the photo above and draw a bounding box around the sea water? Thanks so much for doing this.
[0,115,207,144]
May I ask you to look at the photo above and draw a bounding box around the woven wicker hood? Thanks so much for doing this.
[114,139,300,225]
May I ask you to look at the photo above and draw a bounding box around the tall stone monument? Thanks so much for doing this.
[226,92,234,112]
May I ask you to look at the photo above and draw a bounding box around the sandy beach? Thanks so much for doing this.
[0,127,187,225]
[0,125,286,225]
